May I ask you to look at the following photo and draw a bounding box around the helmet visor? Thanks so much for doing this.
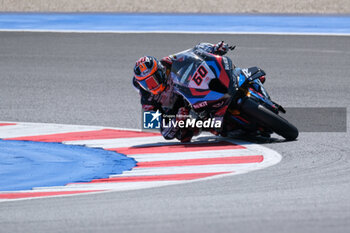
[138,70,165,94]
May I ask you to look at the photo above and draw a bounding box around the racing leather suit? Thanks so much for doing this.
[133,42,231,142]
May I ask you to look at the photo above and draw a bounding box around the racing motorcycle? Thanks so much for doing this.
[170,46,299,140]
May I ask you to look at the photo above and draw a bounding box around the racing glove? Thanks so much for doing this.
[213,41,235,55]
[160,56,173,72]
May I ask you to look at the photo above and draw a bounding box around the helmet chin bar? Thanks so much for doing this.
[149,83,165,95]
[134,56,168,95]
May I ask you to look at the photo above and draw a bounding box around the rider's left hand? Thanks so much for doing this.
[214,41,229,55]
[214,41,235,55]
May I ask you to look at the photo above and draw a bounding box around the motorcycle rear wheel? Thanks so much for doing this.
[241,98,299,140]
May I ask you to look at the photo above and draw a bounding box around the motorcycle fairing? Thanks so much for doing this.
[234,67,276,111]
[170,50,234,106]
[235,67,266,87]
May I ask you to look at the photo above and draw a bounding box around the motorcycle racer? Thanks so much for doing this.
[133,41,233,142]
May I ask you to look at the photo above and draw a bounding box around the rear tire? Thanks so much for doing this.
[241,98,299,140]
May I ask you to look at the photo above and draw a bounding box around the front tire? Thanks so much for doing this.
[241,98,299,140]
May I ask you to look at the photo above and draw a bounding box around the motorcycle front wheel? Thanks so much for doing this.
[241,98,299,140]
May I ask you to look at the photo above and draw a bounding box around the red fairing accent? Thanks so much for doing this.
[216,56,230,88]
[190,88,210,96]
[249,88,264,97]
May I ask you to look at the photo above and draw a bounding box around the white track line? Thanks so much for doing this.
[65,136,167,148]
[111,164,254,177]
[129,149,259,162]
[32,181,185,192]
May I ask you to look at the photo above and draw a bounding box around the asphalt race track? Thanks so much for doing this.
[0,32,350,233]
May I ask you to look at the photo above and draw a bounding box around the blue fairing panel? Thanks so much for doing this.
[249,89,274,106]
[233,68,246,87]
